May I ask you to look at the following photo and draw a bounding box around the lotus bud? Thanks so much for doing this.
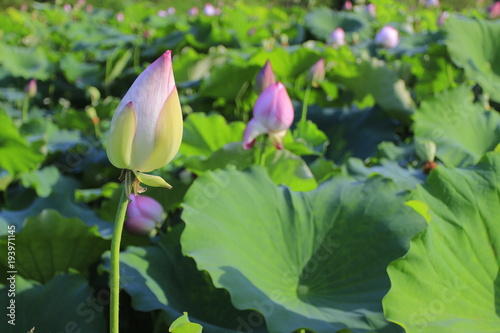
[437,11,449,26]
[167,7,175,15]
[329,27,346,48]
[375,25,399,49]
[157,10,168,17]
[343,1,353,10]
[307,59,325,88]
[188,7,199,16]
[416,140,436,162]
[106,50,183,173]
[63,4,72,12]
[243,82,294,150]
[25,79,37,98]
[203,3,220,16]
[366,3,376,17]
[125,194,164,235]
[255,60,276,95]
[116,12,124,22]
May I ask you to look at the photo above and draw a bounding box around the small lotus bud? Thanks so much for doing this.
[125,194,164,235]
[25,79,37,98]
[488,2,500,19]
[366,3,376,17]
[116,12,124,22]
[375,25,399,49]
[255,60,276,95]
[243,82,294,150]
[307,59,325,88]
[188,7,199,16]
[343,1,353,10]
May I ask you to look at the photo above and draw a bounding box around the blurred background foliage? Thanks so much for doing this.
[0,0,491,12]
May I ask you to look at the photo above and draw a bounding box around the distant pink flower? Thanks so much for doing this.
[203,3,220,16]
[307,59,325,87]
[343,1,353,10]
[125,194,164,235]
[86,4,93,13]
[167,7,175,15]
[63,3,72,12]
[20,3,28,11]
[366,3,376,17]
[437,11,449,26]
[329,27,346,48]
[255,60,276,95]
[116,12,124,22]
[77,0,85,6]
[157,10,168,17]
[243,82,294,150]
[375,25,399,49]
[488,2,500,19]
[188,7,199,16]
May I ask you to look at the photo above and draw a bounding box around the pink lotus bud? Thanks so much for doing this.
[25,79,37,98]
[425,0,439,7]
[125,194,164,235]
[366,3,376,17]
[167,7,175,15]
[116,12,124,22]
[307,59,325,87]
[255,60,276,94]
[63,4,72,12]
[343,1,353,10]
[86,4,93,13]
[329,27,346,48]
[243,82,294,150]
[188,7,199,16]
[157,10,168,17]
[203,3,220,16]
[106,51,183,173]
[488,2,500,19]
[437,11,449,26]
[375,25,399,49]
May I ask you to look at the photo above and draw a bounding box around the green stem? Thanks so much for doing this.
[257,136,267,166]
[110,172,131,333]
[22,96,29,123]
[299,84,312,136]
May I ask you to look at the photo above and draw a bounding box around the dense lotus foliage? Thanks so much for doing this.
[0,1,499,333]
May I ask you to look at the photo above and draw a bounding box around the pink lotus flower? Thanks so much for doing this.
[125,194,164,235]
[168,7,175,15]
[329,27,346,48]
[255,60,276,94]
[375,25,399,49]
[63,3,72,12]
[116,12,124,22]
[243,82,294,150]
[488,2,500,19]
[307,59,325,87]
[343,1,353,10]
[157,10,168,17]
[106,51,183,173]
[203,3,220,16]
[188,7,199,16]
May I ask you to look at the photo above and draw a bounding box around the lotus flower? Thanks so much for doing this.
[116,12,124,22]
[343,1,353,10]
[307,59,325,87]
[63,3,72,12]
[375,25,399,49]
[255,60,276,94]
[243,82,294,150]
[488,1,500,19]
[188,7,199,16]
[203,3,220,16]
[329,27,346,48]
[106,50,183,173]
[125,194,164,235]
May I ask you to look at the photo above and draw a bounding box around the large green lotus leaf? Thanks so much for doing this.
[180,113,246,159]
[304,7,369,41]
[249,47,321,80]
[0,43,51,80]
[181,167,427,333]
[337,58,415,122]
[101,226,266,333]
[0,110,44,176]
[0,176,113,237]
[383,152,500,332]
[308,106,397,164]
[0,273,106,333]
[413,85,500,167]
[444,16,500,102]
[200,62,261,100]
[0,209,109,283]
[20,166,60,198]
